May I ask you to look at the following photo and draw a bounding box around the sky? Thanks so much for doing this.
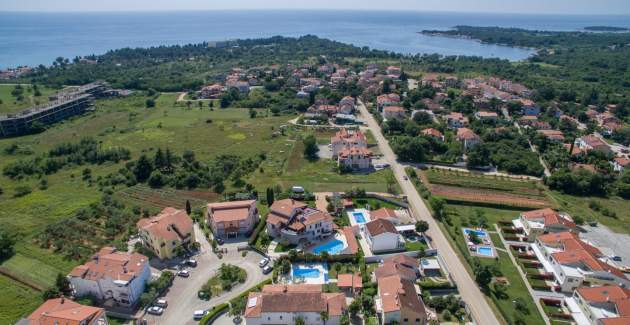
[2,0,630,15]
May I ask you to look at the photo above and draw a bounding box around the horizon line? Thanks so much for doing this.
[1,8,630,16]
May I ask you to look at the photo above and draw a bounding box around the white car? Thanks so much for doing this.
[259,258,270,268]
[155,299,168,308]
[147,306,164,315]
[262,265,273,274]
[177,270,190,277]
[193,310,207,320]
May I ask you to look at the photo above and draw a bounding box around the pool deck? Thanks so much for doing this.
[347,208,371,227]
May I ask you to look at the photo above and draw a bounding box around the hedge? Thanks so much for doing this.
[418,280,456,290]
[198,303,229,325]
[248,213,268,246]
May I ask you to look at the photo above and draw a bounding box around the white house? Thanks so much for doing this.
[456,128,481,151]
[330,129,367,158]
[375,274,427,325]
[532,232,630,293]
[266,199,334,245]
[382,106,406,120]
[566,285,630,325]
[511,208,576,242]
[612,157,630,173]
[337,147,373,170]
[68,247,150,307]
[244,284,346,325]
[364,219,404,253]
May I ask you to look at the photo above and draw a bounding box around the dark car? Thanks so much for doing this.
[216,237,224,245]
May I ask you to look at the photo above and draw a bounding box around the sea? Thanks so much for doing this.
[1,10,630,68]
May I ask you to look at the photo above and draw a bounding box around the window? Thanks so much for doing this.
[415,319,420,322]
[404,318,408,322]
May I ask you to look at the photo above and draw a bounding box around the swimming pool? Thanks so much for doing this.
[292,267,321,278]
[464,228,489,238]
[477,246,494,257]
[312,239,345,255]
[352,212,367,223]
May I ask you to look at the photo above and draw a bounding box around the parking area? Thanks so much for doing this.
[317,144,333,159]
[139,225,271,325]
[580,224,630,268]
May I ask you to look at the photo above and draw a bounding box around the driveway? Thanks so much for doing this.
[580,224,630,269]
[357,99,501,325]
[141,225,270,325]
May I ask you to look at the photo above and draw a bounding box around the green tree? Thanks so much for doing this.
[134,154,153,182]
[474,265,493,288]
[145,98,156,108]
[266,187,274,206]
[415,220,429,234]
[295,316,305,325]
[185,200,192,215]
[429,197,446,219]
[303,134,319,160]
[320,311,329,325]
[0,228,16,261]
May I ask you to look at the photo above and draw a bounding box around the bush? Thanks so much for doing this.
[198,303,229,324]
[13,186,32,197]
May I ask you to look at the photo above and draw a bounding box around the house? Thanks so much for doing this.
[382,106,406,120]
[337,273,363,297]
[375,274,427,325]
[538,130,565,142]
[338,147,373,170]
[568,285,630,325]
[17,298,108,325]
[456,128,481,150]
[369,208,400,225]
[520,99,540,116]
[419,258,442,277]
[244,284,346,325]
[229,81,250,93]
[421,128,444,142]
[386,66,402,78]
[474,111,498,122]
[364,219,403,253]
[200,84,224,99]
[137,207,195,259]
[375,255,419,281]
[612,157,630,173]
[377,93,401,109]
[68,247,150,307]
[445,112,469,129]
[532,232,630,292]
[207,200,259,238]
[512,208,576,241]
[575,135,612,155]
[266,199,334,245]
[518,115,538,127]
[330,129,367,157]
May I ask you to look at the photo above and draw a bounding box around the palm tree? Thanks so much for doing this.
[320,311,329,325]
[295,316,305,325]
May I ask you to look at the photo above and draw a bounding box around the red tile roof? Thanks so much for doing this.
[68,247,148,283]
[370,208,398,221]
[521,208,576,229]
[365,219,398,237]
[337,273,363,289]
[26,298,106,325]
[137,207,193,241]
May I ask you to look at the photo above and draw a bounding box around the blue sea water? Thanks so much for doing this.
[1,10,630,68]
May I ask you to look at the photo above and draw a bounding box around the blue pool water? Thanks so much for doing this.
[352,212,367,224]
[312,239,345,255]
[477,246,494,257]
[464,228,489,238]
[292,267,321,278]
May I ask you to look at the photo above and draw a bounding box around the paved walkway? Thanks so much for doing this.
[493,224,551,325]
[357,99,501,325]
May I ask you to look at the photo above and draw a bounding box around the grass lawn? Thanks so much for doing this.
[352,197,400,210]
[249,137,399,193]
[439,203,545,325]
[548,191,630,234]
[0,84,57,115]
[0,274,42,324]
[328,262,360,279]
[405,240,427,252]
[274,242,297,253]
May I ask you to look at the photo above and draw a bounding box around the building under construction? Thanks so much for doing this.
[0,82,110,137]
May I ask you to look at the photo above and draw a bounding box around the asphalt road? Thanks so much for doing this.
[357,100,501,325]
[142,225,270,325]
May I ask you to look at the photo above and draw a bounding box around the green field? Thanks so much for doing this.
[0,274,42,324]
[548,191,630,234]
[0,84,57,114]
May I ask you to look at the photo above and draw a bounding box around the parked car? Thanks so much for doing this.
[155,299,168,308]
[262,265,273,274]
[193,310,207,320]
[178,270,190,277]
[402,175,408,181]
[216,237,225,245]
[259,258,270,268]
[187,259,197,267]
[612,256,623,262]
[147,306,164,315]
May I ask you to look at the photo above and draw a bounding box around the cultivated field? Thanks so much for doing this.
[116,184,220,210]
[422,169,551,208]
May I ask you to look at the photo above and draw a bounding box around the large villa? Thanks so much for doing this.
[266,199,335,245]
